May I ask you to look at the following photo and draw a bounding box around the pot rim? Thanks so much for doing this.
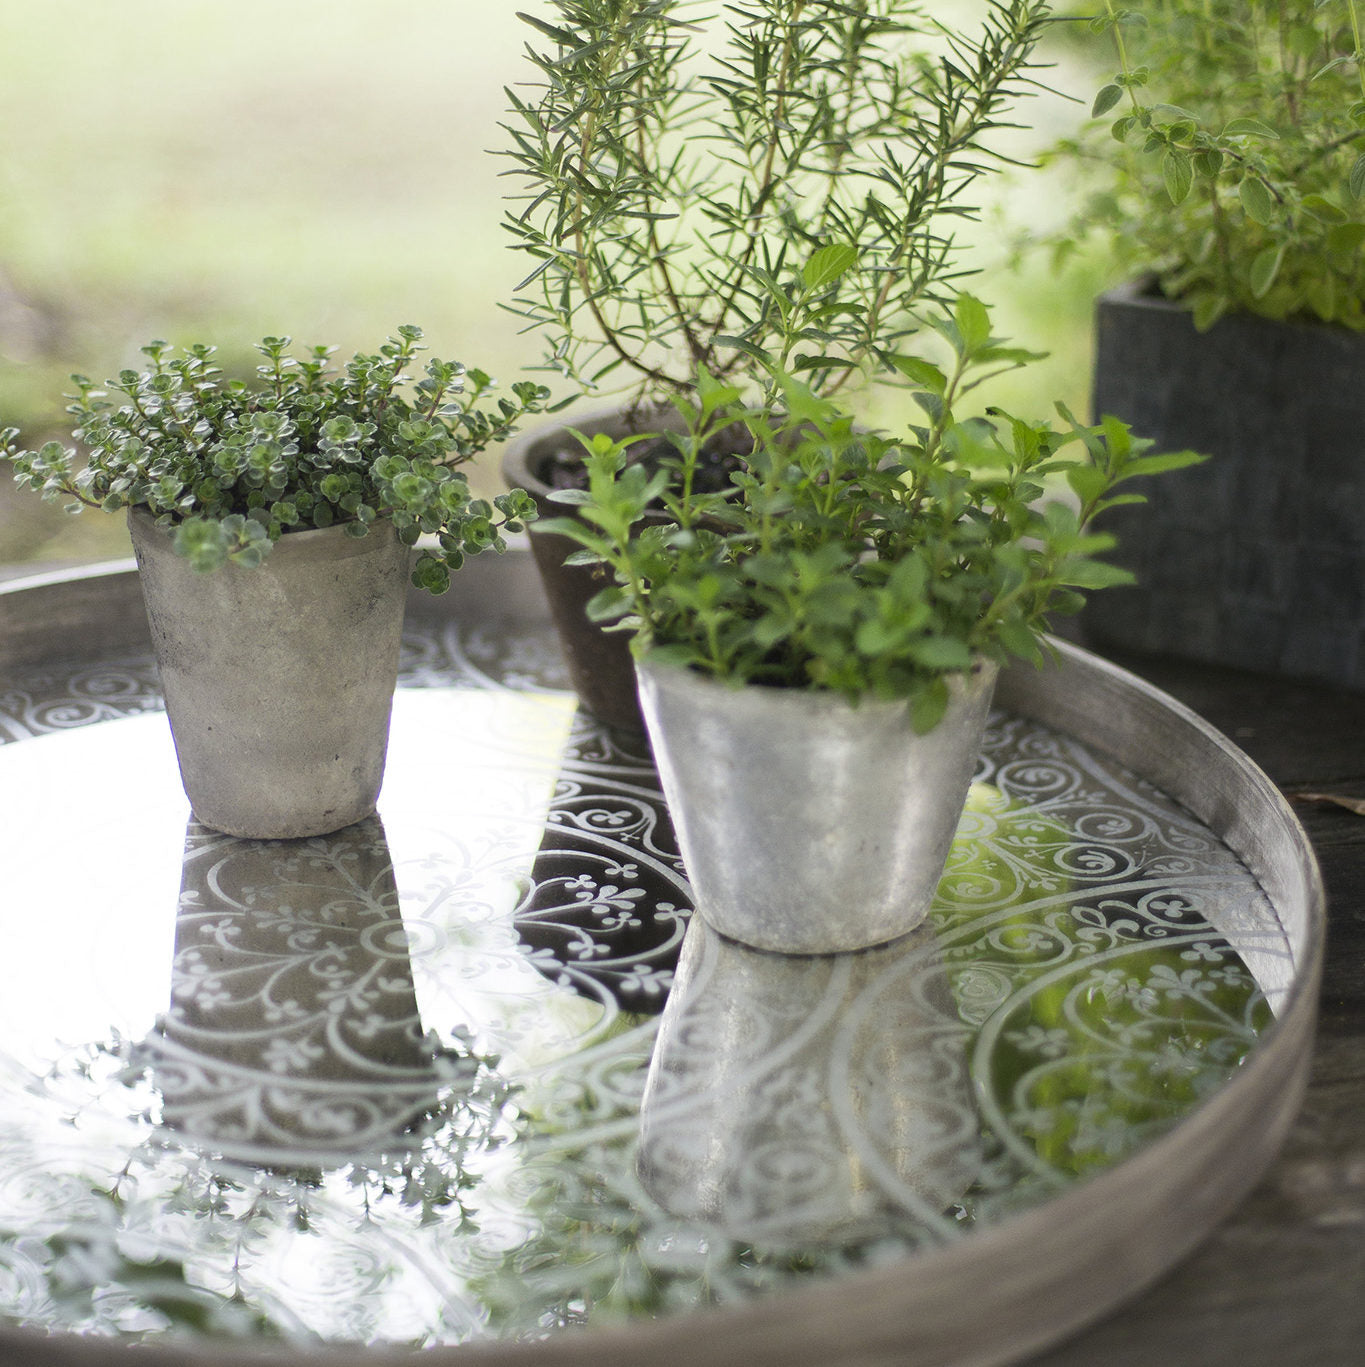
[499,400,681,498]
[127,505,401,565]
[634,651,999,721]
[1100,274,1365,343]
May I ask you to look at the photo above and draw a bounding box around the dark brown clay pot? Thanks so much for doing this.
[1083,279,1365,691]
[500,404,681,731]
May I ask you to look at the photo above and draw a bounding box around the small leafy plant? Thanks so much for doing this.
[2,327,552,592]
[1050,0,1365,330]
[540,296,1203,730]
[502,0,1057,398]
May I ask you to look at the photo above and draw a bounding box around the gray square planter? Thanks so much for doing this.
[1082,279,1365,691]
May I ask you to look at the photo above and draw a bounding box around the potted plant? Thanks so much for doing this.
[498,0,1059,726]
[1044,0,1365,689]
[539,296,1201,953]
[2,327,550,838]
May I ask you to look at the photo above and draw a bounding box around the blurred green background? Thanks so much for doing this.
[0,0,1114,577]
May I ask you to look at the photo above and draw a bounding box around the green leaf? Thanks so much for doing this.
[887,354,948,395]
[1248,245,1283,299]
[1327,221,1365,254]
[801,242,858,291]
[908,637,974,672]
[1351,154,1365,201]
[584,584,631,622]
[1162,150,1193,206]
[953,294,992,351]
[1194,149,1223,179]
[412,556,451,595]
[1302,195,1347,224]
[792,353,858,372]
[1305,273,1338,322]
[855,618,904,656]
[1221,117,1279,139]
[714,334,771,362]
[516,11,576,45]
[1190,293,1227,331]
[1239,176,1277,226]
[974,345,1047,367]
[1151,103,1200,126]
[997,619,1043,662]
[910,679,950,735]
[1059,558,1136,590]
[693,365,744,418]
[1066,464,1110,506]
[1092,83,1123,117]
[1119,449,1207,480]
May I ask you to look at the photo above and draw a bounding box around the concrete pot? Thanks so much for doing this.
[128,508,411,838]
[635,657,999,954]
[1084,279,1365,690]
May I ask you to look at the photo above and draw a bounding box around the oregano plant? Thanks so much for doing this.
[501,0,1058,398]
[539,296,1203,731]
[2,328,552,592]
[1049,0,1365,329]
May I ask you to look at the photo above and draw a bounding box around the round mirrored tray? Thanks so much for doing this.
[0,551,1325,1367]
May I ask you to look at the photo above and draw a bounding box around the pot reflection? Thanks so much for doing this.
[638,917,980,1246]
[146,815,468,1163]
[512,721,690,1013]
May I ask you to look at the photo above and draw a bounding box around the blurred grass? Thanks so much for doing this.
[0,0,1114,574]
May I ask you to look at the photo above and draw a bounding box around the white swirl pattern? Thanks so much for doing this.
[0,619,1288,1347]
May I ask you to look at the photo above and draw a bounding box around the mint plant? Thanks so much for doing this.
[542,296,1203,730]
[2,327,552,592]
[1050,0,1365,330]
[502,0,1057,398]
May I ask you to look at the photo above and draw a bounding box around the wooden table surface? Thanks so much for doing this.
[1025,644,1365,1366]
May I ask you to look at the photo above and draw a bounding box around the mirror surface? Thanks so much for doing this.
[0,616,1291,1349]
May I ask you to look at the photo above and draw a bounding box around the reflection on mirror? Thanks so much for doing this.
[514,724,688,1013]
[639,918,978,1245]
[0,630,1299,1351]
[142,816,475,1163]
[637,776,1281,1247]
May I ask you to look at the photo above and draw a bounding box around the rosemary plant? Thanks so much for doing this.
[502,0,1057,397]
[3,328,551,592]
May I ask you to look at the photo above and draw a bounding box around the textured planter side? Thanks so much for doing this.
[636,658,999,955]
[1084,280,1365,690]
[129,509,411,838]
[501,404,683,732]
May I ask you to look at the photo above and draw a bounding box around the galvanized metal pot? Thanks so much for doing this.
[635,657,999,954]
[128,508,411,839]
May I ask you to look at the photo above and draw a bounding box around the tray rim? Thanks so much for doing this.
[0,554,1327,1367]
